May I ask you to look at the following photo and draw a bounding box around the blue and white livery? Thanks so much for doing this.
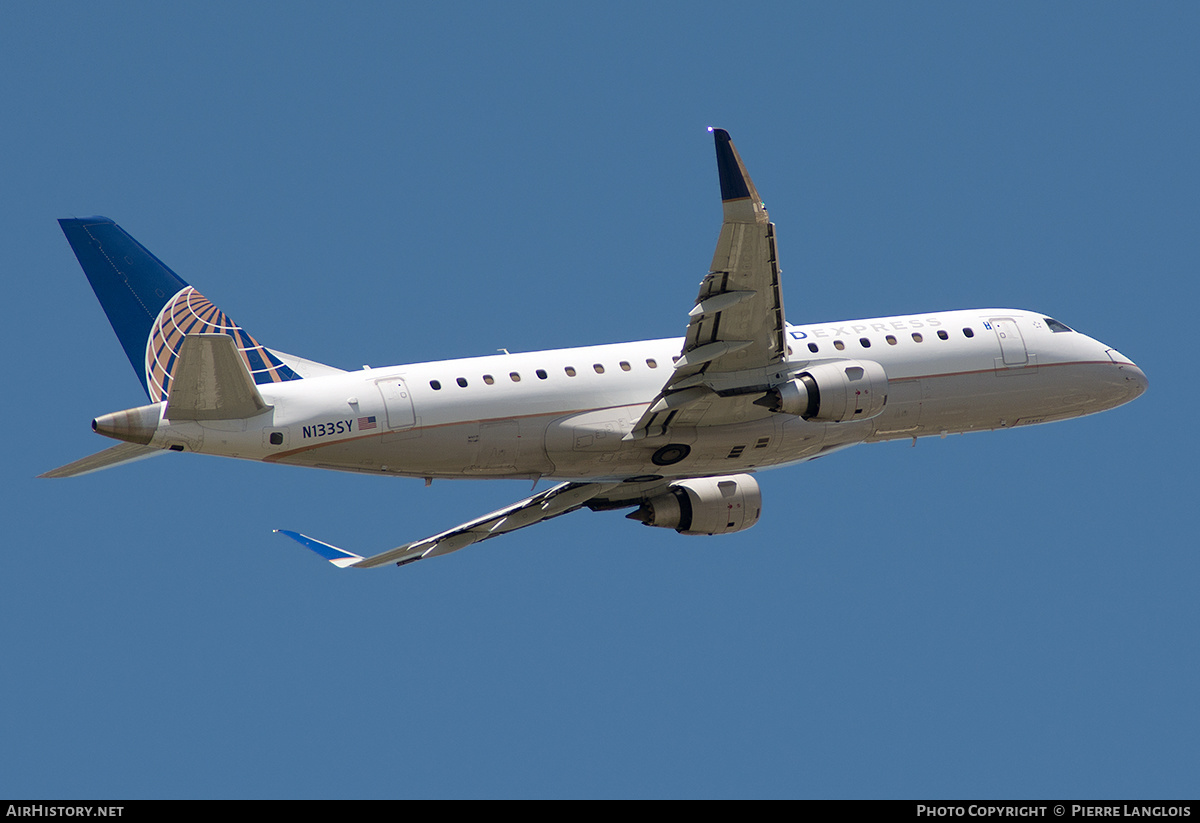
[44,129,1148,569]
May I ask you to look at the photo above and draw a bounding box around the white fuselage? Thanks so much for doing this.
[143,308,1147,482]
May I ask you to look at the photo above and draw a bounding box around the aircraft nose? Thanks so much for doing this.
[1125,362,1149,397]
[1105,349,1148,400]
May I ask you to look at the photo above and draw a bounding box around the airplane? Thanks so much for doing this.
[44,128,1148,569]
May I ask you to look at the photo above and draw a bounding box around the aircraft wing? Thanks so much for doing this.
[630,128,790,440]
[277,480,622,568]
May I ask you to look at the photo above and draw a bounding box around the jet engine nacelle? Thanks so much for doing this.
[766,359,888,422]
[626,474,761,535]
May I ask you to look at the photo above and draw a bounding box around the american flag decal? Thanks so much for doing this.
[358,416,378,431]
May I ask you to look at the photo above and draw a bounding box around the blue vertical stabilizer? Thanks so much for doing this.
[59,217,300,401]
[59,217,188,397]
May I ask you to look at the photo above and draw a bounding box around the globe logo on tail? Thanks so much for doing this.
[145,286,299,402]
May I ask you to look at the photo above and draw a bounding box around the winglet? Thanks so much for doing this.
[709,128,764,218]
[710,128,751,202]
[275,529,365,568]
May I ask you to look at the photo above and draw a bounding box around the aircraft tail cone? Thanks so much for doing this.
[92,403,163,446]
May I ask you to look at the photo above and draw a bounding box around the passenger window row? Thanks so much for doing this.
[429,358,658,390]
[429,326,980,389]
[805,327,975,354]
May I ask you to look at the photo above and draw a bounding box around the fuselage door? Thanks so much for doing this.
[376,377,416,429]
[988,317,1028,367]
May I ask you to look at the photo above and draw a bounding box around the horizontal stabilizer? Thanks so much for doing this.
[39,442,164,478]
[166,334,272,420]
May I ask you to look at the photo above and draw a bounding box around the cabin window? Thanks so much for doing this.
[536,369,548,380]
[886,335,897,345]
[963,328,975,338]
[565,366,576,376]
[807,342,819,353]
[593,364,605,374]
[912,333,923,343]
[509,372,521,382]
[483,374,495,385]
[834,340,845,351]
[430,380,442,390]
[619,361,631,371]
[859,337,871,348]
[937,330,949,340]
[456,377,468,387]
[646,359,658,368]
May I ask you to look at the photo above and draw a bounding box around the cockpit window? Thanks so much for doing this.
[1044,317,1073,333]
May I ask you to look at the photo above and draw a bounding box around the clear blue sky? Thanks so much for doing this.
[3,2,1196,799]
